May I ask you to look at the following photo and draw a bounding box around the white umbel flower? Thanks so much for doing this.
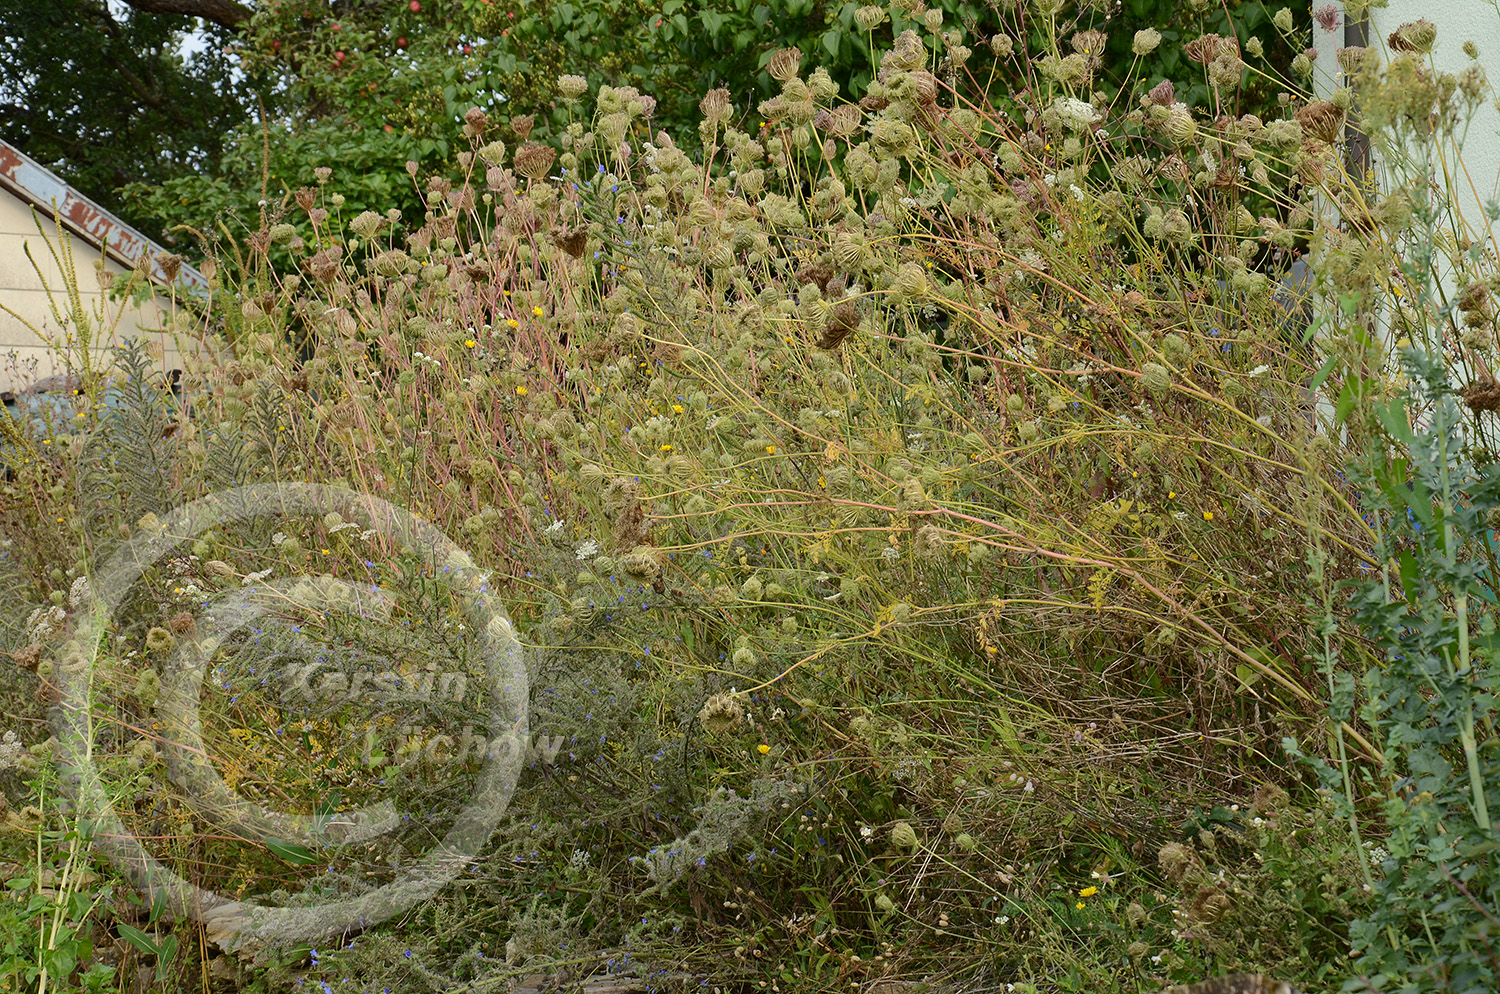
[1053,96,1101,130]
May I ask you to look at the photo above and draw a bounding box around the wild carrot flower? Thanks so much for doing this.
[698,694,744,734]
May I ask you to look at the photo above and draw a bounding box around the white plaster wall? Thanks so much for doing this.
[1314,2,1500,266]
[1305,3,1500,439]
[0,194,183,392]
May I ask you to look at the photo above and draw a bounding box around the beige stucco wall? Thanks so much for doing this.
[0,193,183,393]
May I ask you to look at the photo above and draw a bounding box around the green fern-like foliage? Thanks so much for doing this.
[201,423,251,492]
[78,340,179,535]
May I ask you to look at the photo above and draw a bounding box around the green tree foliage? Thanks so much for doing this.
[0,0,251,235]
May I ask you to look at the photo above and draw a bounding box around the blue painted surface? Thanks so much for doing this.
[0,373,184,470]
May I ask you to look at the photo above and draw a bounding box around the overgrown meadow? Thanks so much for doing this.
[0,3,1498,993]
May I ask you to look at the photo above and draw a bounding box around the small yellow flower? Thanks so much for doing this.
[660,444,673,452]
[1076,901,1086,910]
[505,319,519,329]
[1203,511,1213,521]
[757,743,771,755]
[671,404,683,414]
[1168,490,1176,499]
[765,445,776,454]
[532,306,545,317]
[465,339,476,348]
[502,289,511,296]
[1079,886,1098,897]
[516,386,528,396]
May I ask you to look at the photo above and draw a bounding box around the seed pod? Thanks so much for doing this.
[1461,375,1500,411]
[1166,107,1198,144]
[464,106,491,134]
[145,627,175,654]
[705,242,734,270]
[697,692,744,734]
[552,226,588,258]
[896,262,928,300]
[1338,45,1376,75]
[1158,841,1196,884]
[1191,887,1231,924]
[1294,99,1344,143]
[833,234,866,272]
[767,46,802,82]
[1389,19,1436,53]
[513,142,556,180]
[817,302,860,349]
[699,87,732,122]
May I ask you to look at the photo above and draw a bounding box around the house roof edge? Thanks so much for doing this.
[0,138,208,293]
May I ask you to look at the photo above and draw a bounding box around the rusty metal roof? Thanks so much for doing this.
[0,138,207,291]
